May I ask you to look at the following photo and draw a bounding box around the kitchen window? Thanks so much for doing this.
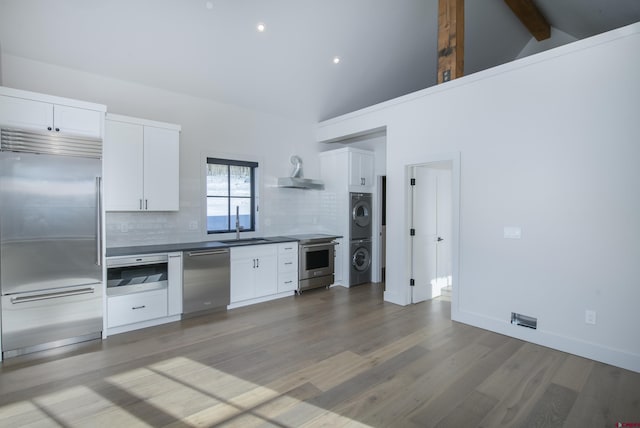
[206,157,257,234]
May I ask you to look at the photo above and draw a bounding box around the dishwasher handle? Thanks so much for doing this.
[186,249,229,257]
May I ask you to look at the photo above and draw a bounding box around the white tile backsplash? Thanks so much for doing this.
[106,187,341,248]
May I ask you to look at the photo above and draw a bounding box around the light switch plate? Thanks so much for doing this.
[504,226,522,239]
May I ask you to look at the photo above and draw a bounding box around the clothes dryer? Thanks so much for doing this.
[350,192,372,240]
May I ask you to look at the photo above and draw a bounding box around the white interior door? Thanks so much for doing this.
[411,163,452,303]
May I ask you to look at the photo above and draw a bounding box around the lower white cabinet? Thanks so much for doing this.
[107,288,168,328]
[105,251,182,335]
[277,243,298,292]
[230,244,278,303]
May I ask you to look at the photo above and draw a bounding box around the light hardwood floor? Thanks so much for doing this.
[0,283,638,427]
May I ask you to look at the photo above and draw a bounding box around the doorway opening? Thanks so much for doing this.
[409,159,457,305]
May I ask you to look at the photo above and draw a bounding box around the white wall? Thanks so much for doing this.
[1,54,332,246]
[316,23,640,372]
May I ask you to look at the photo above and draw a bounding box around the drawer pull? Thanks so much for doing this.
[132,305,146,310]
[284,281,293,284]
[284,262,293,265]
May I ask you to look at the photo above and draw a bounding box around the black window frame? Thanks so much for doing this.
[206,157,258,235]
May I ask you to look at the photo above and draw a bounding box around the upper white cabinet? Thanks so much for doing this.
[320,147,375,193]
[0,86,105,139]
[349,150,374,190]
[104,113,181,211]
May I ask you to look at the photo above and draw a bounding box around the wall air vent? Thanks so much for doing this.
[511,312,537,329]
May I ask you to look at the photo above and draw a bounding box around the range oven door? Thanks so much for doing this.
[299,242,336,281]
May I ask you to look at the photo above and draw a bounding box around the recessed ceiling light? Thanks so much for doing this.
[333,56,341,64]
[257,23,266,32]
[205,1,213,10]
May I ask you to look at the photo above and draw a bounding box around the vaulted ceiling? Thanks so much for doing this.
[0,0,638,122]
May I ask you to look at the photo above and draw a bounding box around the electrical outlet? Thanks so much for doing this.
[585,310,597,325]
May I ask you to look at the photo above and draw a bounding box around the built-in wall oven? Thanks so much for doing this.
[106,254,168,297]
[294,235,338,293]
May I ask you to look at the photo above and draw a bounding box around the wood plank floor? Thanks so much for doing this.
[1,283,639,427]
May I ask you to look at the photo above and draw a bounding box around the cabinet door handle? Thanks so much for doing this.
[145,199,148,210]
[132,305,146,310]
[139,199,143,210]
[47,126,52,131]
[253,259,256,269]
[256,258,260,268]
[55,127,60,132]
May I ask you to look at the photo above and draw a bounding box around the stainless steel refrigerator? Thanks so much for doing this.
[0,128,103,358]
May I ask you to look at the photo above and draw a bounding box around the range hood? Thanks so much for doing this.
[277,155,324,190]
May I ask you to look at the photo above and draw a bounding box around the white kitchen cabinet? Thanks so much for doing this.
[349,150,375,190]
[167,252,183,316]
[319,147,375,193]
[0,87,104,138]
[107,288,168,328]
[230,244,278,303]
[277,242,298,292]
[104,114,181,211]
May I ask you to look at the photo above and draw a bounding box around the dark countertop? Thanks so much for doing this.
[106,236,300,258]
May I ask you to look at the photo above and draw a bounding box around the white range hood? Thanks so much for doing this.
[277,155,324,190]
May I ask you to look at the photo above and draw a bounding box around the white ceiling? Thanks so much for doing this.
[0,0,638,122]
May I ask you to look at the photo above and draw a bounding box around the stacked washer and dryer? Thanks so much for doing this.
[350,193,373,286]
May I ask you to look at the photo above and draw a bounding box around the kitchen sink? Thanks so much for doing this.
[219,238,274,247]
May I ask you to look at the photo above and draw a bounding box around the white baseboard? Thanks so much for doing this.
[227,291,295,310]
[106,314,181,337]
[453,310,640,374]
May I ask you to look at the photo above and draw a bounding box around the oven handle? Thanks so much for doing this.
[301,242,338,249]
[10,287,95,304]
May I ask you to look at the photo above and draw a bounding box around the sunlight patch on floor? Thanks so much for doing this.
[0,356,374,427]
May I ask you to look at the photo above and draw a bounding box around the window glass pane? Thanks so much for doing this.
[206,158,256,234]
[207,164,229,197]
[230,198,252,230]
[230,165,251,197]
[207,197,229,232]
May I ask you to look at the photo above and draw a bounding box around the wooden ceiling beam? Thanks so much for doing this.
[437,0,464,84]
[504,0,551,41]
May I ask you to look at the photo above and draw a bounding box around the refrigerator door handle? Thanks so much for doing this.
[10,287,95,304]
[96,177,102,267]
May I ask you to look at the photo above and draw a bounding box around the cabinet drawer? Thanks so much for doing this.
[231,244,277,260]
[107,288,168,328]
[278,253,297,273]
[278,243,297,255]
[278,272,298,292]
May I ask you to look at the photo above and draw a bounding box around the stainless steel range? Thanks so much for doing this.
[290,234,339,293]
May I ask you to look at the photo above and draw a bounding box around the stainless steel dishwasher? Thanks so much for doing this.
[182,248,230,316]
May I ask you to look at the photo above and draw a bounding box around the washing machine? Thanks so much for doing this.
[350,239,372,286]
[350,193,372,240]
